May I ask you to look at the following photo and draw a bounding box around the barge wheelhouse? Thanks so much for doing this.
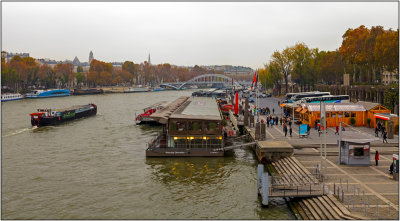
[147,96,224,157]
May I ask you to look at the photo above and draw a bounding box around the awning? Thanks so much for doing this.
[300,109,308,114]
[280,103,286,107]
[296,107,302,112]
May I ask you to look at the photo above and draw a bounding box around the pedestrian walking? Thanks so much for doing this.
[315,120,318,130]
[283,124,288,137]
[267,118,270,128]
[375,151,379,166]
[270,118,274,127]
[375,126,379,137]
[307,124,311,136]
[335,125,339,135]
[381,126,386,137]
[383,132,388,143]
[289,126,292,137]
[289,120,292,127]
[272,108,275,114]
[280,118,282,125]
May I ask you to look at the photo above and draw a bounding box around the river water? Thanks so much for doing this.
[2,90,294,219]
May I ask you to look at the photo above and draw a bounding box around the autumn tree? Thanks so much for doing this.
[54,63,74,88]
[270,47,294,93]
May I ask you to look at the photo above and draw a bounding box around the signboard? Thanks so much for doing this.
[299,124,308,136]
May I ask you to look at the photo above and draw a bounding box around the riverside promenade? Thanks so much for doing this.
[238,96,399,220]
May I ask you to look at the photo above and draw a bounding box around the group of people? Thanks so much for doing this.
[375,122,388,143]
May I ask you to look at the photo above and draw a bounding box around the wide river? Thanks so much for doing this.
[2,90,294,219]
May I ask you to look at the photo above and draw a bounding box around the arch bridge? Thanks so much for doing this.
[161,74,243,90]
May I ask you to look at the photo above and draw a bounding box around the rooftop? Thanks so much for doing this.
[301,103,366,112]
[170,97,222,121]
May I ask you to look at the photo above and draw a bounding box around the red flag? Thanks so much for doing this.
[251,71,257,90]
[235,91,239,115]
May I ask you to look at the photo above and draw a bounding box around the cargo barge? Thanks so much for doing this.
[30,104,97,127]
[146,96,224,157]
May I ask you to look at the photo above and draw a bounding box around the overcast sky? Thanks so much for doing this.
[2,2,398,69]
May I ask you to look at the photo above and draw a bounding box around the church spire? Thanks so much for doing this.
[148,53,151,65]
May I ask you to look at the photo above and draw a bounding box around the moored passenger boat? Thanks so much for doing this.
[25,89,70,98]
[73,88,104,95]
[1,93,23,102]
[147,96,224,157]
[30,104,97,127]
[135,101,167,125]
[124,87,149,93]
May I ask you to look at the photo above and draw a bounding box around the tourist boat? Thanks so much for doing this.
[124,87,149,93]
[73,88,104,95]
[146,96,224,157]
[152,87,167,92]
[25,89,70,98]
[1,93,23,102]
[135,101,167,125]
[30,103,97,127]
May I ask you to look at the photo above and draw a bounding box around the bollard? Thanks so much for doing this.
[334,183,336,195]
[340,177,342,188]
[368,195,370,208]
[342,189,344,203]
[347,179,348,192]
[376,198,379,219]
[388,202,390,217]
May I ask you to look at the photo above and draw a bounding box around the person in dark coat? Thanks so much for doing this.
[375,151,379,166]
[375,126,379,137]
[315,120,318,130]
[307,124,311,135]
[272,108,275,114]
[289,126,292,137]
[381,126,386,137]
[383,132,388,143]
[390,162,394,174]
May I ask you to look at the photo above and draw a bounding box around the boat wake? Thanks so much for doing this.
[3,127,38,137]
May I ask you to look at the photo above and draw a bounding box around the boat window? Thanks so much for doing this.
[345,112,350,118]
[205,121,219,132]
[174,139,186,148]
[208,138,221,149]
[351,113,356,118]
[188,121,202,131]
[331,113,336,118]
[171,121,186,132]
[190,138,203,148]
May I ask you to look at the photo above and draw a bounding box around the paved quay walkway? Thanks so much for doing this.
[239,96,399,219]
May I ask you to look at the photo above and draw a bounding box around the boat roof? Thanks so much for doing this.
[150,96,190,124]
[144,101,167,110]
[170,97,222,121]
[300,103,366,112]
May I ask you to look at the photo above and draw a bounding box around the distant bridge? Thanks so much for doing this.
[160,74,243,90]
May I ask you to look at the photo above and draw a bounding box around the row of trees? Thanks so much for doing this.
[2,55,232,90]
[258,25,399,94]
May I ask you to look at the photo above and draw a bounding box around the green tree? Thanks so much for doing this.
[77,65,83,73]
[75,72,86,87]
